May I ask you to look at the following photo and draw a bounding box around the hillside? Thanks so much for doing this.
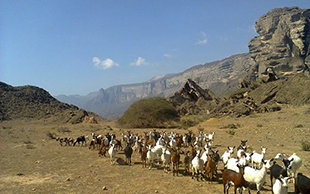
[0,82,102,124]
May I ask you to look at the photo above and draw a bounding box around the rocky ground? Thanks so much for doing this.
[0,105,309,194]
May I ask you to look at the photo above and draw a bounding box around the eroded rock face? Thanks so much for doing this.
[249,7,310,77]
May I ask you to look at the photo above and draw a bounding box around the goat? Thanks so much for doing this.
[226,157,247,173]
[201,144,210,164]
[273,177,290,194]
[250,147,266,169]
[108,143,117,165]
[221,146,235,167]
[171,148,181,176]
[191,150,205,181]
[73,136,86,146]
[275,153,302,183]
[295,173,310,194]
[287,153,302,182]
[244,159,273,193]
[274,153,292,169]
[140,144,148,168]
[223,164,250,194]
[161,147,171,173]
[183,150,191,175]
[147,145,157,169]
[124,142,133,165]
[56,137,68,146]
[237,140,248,151]
[270,161,288,188]
[205,155,217,183]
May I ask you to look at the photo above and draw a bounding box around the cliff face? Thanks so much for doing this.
[249,7,310,77]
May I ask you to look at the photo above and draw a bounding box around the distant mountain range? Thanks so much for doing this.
[56,7,310,119]
[56,53,255,118]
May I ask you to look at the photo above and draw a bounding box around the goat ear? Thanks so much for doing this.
[289,158,294,162]
[233,146,235,148]
[270,158,274,162]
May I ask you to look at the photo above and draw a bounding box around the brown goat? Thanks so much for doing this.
[140,144,148,168]
[98,141,107,157]
[190,145,197,160]
[171,149,181,176]
[183,150,191,175]
[205,155,217,183]
[222,164,250,194]
[176,136,183,148]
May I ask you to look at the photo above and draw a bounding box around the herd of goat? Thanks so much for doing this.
[55,130,310,194]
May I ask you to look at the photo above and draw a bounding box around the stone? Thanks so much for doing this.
[102,186,107,190]
[249,7,310,78]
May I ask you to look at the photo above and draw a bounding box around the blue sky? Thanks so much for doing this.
[1,1,310,96]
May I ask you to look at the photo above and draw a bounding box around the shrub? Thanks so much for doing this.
[294,124,304,128]
[226,129,236,135]
[117,97,179,128]
[221,123,240,129]
[257,124,263,127]
[180,117,199,129]
[301,140,310,151]
[16,172,24,176]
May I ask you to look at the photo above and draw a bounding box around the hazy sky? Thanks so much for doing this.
[1,1,309,96]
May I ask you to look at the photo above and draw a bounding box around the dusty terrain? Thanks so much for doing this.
[0,105,309,194]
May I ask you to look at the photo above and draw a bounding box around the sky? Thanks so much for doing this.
[1,0,310,96]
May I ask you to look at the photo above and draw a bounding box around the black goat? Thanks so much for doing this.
[295,173,310,194]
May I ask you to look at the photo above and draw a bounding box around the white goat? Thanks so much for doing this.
[221,146,235,167]
[251,147,267,169]
[108,143,116,165]
[200,145,210,164]
[244,159,273,193]
[161,147,171,172]
[191,150,204,181]
[207,132,215,142]
[146,145,157,169]
[274,153,302,182]
[287,153,302,181]
[273,177,290,194]
[226,156,247,173]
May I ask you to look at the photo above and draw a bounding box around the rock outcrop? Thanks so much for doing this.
[169,79,220,116]
[249,7,310,78]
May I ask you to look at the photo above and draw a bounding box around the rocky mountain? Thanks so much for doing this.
[56,7,310,119]
[169,79,220,116]
[249,7,310,78]
[0,82,101,123]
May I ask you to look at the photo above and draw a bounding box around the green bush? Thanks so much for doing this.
[180,117,200,129]
[117,97,179,128]
[294,124,304,128]
[220,123,240,129]
[301,140,310,151]
[226,129,236,135]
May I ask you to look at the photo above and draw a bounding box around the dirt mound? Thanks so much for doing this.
[0,82,102,123]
